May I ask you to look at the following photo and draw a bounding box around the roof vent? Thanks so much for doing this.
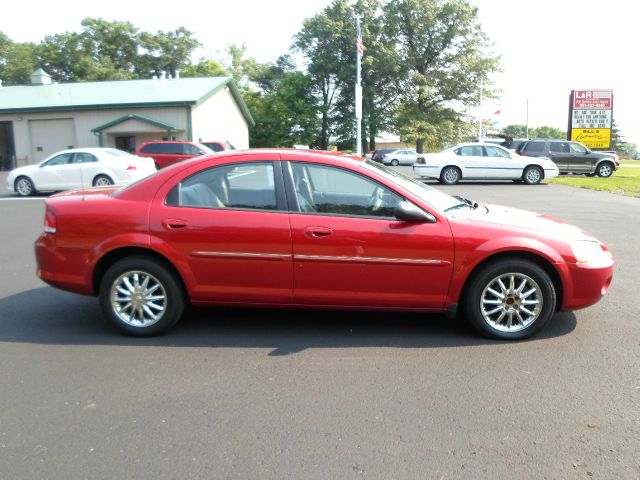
[31,68,52,85]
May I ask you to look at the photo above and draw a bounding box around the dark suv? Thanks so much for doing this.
[516,139,619,177]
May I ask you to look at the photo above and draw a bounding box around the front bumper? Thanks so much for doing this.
[560,259,614,311]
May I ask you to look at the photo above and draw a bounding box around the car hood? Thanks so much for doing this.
[7,164,40,179]
[458,203,593,242]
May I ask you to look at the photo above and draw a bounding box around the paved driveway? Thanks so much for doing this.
[0,171,638,479]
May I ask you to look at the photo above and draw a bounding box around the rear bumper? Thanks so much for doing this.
[35,234,94,296]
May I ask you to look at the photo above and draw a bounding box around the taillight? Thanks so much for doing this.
[44,208,57,234]
[126,165,137,170]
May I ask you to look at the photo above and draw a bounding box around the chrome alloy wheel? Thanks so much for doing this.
[524,167,541,184]
[480,272,543,333]
[442,167,460,184]
[94,176,113,186]
[16,177,33,196]
[110,271,167,327]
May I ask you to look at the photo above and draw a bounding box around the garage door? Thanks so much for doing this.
[29,119,76,163]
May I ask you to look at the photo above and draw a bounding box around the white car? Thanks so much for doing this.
[7,148,157,196]
[380,149,419,166]
[413,143,559,185]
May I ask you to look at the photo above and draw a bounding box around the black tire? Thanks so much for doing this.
[99,256,186,337]
[15,176,35,196]
[596,162,613,178]
[390,159,399,166]
[440,166,461,185]
[93,174,114,187]
[462,258,556,340]
[522,166,543,185]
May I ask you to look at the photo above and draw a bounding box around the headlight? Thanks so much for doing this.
[571,240,611,265]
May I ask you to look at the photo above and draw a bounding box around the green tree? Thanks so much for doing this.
[502,124,528,138]
[136,27,200,78]
[0,33,38,85]
[181,59,227,78]
[383,0,500,152]
[531,126,565,139]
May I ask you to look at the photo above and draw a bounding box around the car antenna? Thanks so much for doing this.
[78,153,86,201]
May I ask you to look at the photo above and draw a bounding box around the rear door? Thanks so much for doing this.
[453,145,487,178]
[548,141,571,172]
[149,154,293,304]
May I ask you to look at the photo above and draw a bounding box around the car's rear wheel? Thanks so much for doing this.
[99,256,185,337]
[440,166,461,185]
[596,162,613,177]
[390,159,399,166]
[93,175,114,187]
[522,166,543,185]
[462,259,556,340]
[15,176,35,196]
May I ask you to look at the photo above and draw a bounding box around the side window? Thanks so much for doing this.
[183,144,203,155]
[485,146,510,158]
[166,162,278,211]
[73,152,98,164]
[43,153,73,166]
[208,143,224,152]
[550,142,570,153]
[570,143,587,154]
[524,142,546,153]
[140,143,162,154]
[457,146,482,157]
[290,163,402,218]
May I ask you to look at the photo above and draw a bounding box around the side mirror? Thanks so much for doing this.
[395,201,436,223]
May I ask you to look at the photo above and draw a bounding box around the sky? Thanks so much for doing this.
[2,0,638,146]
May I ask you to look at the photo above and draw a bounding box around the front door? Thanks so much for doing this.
[287,162,454,308]
[149,158,293,304]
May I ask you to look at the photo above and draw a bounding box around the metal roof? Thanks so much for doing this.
[0,76,255,126]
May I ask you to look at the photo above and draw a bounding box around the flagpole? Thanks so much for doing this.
[355,15,363,156]
[478,80,483,139]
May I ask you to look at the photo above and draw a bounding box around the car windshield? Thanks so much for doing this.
[362,160,465,212]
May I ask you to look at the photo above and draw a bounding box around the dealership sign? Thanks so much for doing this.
[569,90,613,149]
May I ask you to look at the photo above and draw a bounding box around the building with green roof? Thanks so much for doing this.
[0,71,254,170]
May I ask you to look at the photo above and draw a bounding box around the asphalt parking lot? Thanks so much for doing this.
[1,170,639,479]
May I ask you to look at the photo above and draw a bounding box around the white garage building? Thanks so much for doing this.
[0,70,254,170]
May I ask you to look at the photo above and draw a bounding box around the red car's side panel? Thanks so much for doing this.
[289,213,454,308]
[35,194,151,295]
[149,207,293,304]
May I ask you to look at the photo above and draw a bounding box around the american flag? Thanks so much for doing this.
[356,23,364,57]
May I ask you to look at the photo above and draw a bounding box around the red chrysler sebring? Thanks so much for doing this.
[35,149,614,340]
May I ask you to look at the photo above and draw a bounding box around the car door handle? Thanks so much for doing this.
[163,218,187,230]
[304,226,333,238]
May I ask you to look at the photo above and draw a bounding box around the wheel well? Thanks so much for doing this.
[460,251,563,311]
[92,247,188,300]
[596,159,613,168]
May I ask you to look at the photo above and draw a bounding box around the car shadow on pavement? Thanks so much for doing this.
[0,287,577,355]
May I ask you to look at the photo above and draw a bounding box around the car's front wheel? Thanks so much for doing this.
[99,256,186,337]
[522,166,543,185]
[15,176,35,196]
[440,166,461,185]
[390,159,399,166]
[93,175,114,187]
[462,259,556,340]
[596,162,613,178]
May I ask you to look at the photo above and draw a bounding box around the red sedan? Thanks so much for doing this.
[35,149,614,340]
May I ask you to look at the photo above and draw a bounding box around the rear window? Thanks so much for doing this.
[522,141,546,153]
